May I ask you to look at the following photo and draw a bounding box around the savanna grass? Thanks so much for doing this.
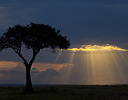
[0,85,128,100]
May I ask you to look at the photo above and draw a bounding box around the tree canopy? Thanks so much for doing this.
[0,23,70,53]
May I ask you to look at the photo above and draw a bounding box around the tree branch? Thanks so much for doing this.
[29,53,37,68]
[12,47,28,66]
[17,53,28,66]
[29,48,40,67]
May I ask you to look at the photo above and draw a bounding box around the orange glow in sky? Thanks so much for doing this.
[0,44,128,85]
[68,44,127,52]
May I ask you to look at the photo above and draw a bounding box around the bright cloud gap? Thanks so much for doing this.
[67,44,127,52]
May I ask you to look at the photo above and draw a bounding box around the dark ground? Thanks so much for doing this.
[0,85,128,100]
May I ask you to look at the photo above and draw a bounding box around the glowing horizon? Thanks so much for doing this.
[67,44,127,52]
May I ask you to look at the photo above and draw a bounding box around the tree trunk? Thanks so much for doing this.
[25,65,33,93]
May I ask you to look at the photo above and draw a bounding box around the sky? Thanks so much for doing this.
[0,0,128,85]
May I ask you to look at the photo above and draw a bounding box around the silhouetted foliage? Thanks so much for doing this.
[0,23,70,92]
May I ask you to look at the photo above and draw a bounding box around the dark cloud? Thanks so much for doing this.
[1,1,127,46]
[32,68,39,73]
[0,70,24,74]
[0,63,60,84]
[0,0,127,47]
[39,69,59,76]
[0,63,25,74]
[32,69,59,84]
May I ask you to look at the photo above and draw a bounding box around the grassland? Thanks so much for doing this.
[0,85,128,100]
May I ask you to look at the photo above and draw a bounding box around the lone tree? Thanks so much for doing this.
[0,23,70,92]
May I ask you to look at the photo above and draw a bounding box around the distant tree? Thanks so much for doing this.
[0,23,70,92]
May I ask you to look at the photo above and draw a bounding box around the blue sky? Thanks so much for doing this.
[0,0,128,84]
[0,0,128,47]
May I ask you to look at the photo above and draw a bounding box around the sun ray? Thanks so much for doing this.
[69,51,75,63]
[63,44,128,85]
[63,51,75,84]
[113,51,128,83]
[54,51,62,63]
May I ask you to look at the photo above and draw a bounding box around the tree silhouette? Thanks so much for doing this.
[0,23,70,92]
